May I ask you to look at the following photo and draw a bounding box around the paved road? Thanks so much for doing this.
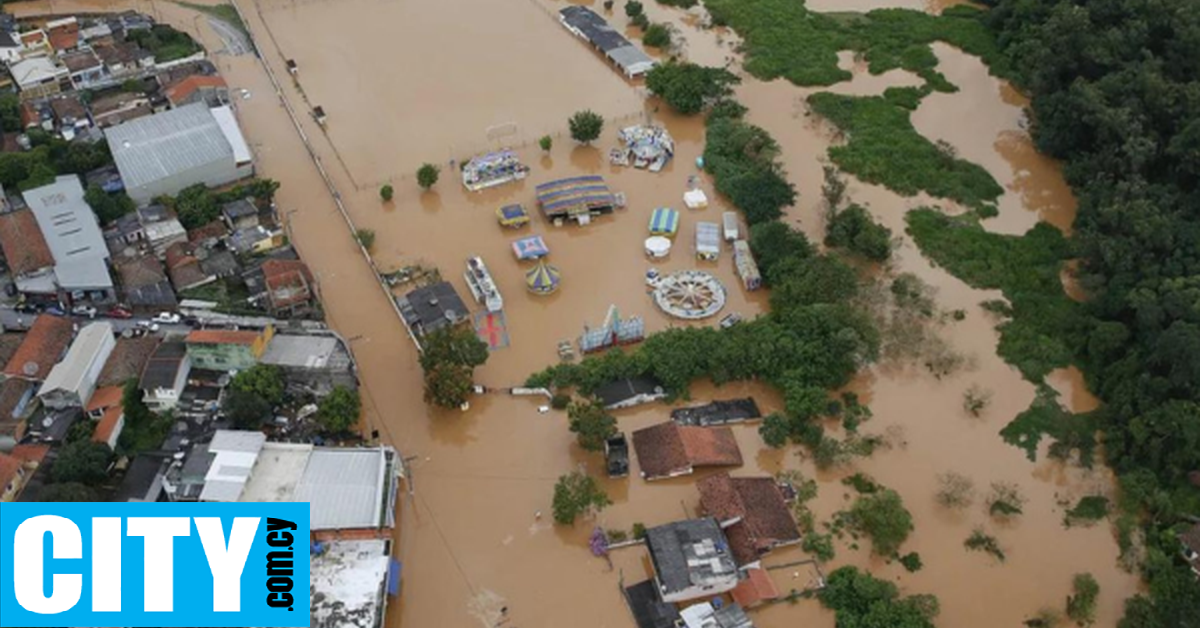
[208,16,252,56]
[0,307,192,334]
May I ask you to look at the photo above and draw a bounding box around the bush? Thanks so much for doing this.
[230,364,285,406]
[986,482,1027,520]
[551,471,611,525]
[550,393,571,410]
[1064,496,1109,527]
[899,552,923,572]
[538,135,552,152]
[803,533,835,562]
[1066,573,1098,626]
[568,110,604,144]
[632,522,647,540]
[355,228,376,250]
[825,204,893,261]
[317,386,361,433]
[935,472,976,509]
[704,113,796,224]
[416,163,440,189]
[643,23,672,48]
[819,567,939,628]
[51,441,112,486]
[567,400,617,451]
[380,184,394,201]
[624,0,644,17]
[964,528,1006,561]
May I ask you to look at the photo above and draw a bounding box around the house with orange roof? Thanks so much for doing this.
[184,325,274,371]
[0,444,49,502]
[3,315,74,382]
[730,567,781,609]
[86,385,125,419]
[92,404,125,449]
[261,259,316,315]
[46,17,80,53]
[0,208,56,298]
[164,74,229,108]
[697,473,801,568]
[631,422,743,481]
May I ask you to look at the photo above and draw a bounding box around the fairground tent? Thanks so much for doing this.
[525,261,561,295]
[512,235,550,260]
[496,204,530,228]
[648,207,680,237]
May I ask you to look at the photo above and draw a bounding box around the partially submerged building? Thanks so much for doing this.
[595,376,665,410]
[697,473,801,568]
[632,422,743,481]
[536,175,619,225]
[645,517,739,603]
[559,6,656,78]
[37,322,116,410]
[397,281,470,337]
[107,102,253,205]
[260,332,356,396]
[671,398,762,427]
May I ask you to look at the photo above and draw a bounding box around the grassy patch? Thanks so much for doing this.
[180,280,258,316]
[704,0,1011,90]
[175,2,250,41]
[905,208,1083,381]
[1064,495,1109,527]
[809,93,1003,208]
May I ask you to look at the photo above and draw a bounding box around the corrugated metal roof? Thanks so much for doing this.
[106,103,234,190]
[295,448,387,530]
[39,322,114,399]
[210,105,251,165]
[23,176,111,289]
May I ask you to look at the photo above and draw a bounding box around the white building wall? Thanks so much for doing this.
[125,158,245,206]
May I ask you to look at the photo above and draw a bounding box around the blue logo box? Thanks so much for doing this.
[0,501,310,627]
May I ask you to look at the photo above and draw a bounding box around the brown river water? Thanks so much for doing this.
[12,0,1137,626]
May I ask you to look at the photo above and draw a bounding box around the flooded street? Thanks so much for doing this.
[12,0,1138,626]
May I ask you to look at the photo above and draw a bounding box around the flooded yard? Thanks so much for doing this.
[12,0,1140,626]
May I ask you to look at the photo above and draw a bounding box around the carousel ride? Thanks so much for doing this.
[651,270,727,320]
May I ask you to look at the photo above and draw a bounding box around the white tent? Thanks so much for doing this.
[645,236,672,258]
[683,188,708,209]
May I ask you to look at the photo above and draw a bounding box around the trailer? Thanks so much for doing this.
[695,222,721,261]
[605,432,630,477]
[722,212,739,242]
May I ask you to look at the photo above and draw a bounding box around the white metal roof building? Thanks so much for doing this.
[199,429,267,502]
[310,540,391,628]
[37,322,116,410]
[106,102,254,205]
[23,176,114,294]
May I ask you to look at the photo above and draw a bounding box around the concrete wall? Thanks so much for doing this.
[125,156,247,206]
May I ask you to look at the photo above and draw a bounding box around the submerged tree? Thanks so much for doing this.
[416,163,440,190]
[567,400,617,451]
[846,489,914,556]
[568,110,604,144]
[645,61,740,115]
[380,184,394,201]
[317,386,362,433]
[552,471,612,525]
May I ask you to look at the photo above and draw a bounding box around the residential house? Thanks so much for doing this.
[623,579,682,628]
[18,29,51,57]
[110,212,145,247]
[1181,523,1200,578]
[645,518,739,603]
[221,198,258,230]
[679,602,754,628]
[0,379,37,444]
[184,326,273,371]
[10,56,67,101]
[136,205,187,257]
[89,90,151,127]
[46,17,80,53]
[93,39,153,76]
[23,176,115,304]
[198,248,238,279]
[259,259,316,316]
[697,473,802,568]
[227,225,282,255]
[47,93,91,139]
[397,281,470,337]
[2,315,74,382]
[164,241,214,292]
[138,340,191,410]
[106,102,254,205]
[188,220,227,248]
[37,322,116,410]
[631,422,743,481]
[164,74,229,108]
[79,19,114,43]
[86,164,124,194]
[730,568,781,609]
[85,384,124,419]
[260,333,356,396]
[0,30,22,64]
[91,404,124,449]
[114,253,177,309]
[0,208,57,300]
[59,49,104,90]
[0,444,49,502]
[96,336,160,388]
[595,376,667,410]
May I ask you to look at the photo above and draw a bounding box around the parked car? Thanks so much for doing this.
[152,312,181,324]
[105,307,133,319]
[45,306,66,317]
[72,305,97,319]
[136,320,161,332]
[719,312,743,329]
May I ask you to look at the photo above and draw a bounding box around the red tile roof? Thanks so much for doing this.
[0,444,48,494]
[698,473,799,552]
[731,568,780,608]
[3,316,74,381]
[185,329,261,346]
[0,452,20,491]
[188,220,228,243]
[164,74,227,105]
[98,337,161,388]
[262,259,314,310]
[0,379,34,438]
[47,19,79,52]
[93,405,123,444]
[0,209,54,276]
[632,423,743,480]
[86,385,125,414]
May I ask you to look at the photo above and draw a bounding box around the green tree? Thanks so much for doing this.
[1067,573,1099,626]
[317,386,361,433]
[539,135,553,152]
[51,441,112,486]
[85,185,136,226]
[551,470,611,525]
[768,255,858,307]
[419,326,489,371]
[847,489,914,556]
[223,389,272,428]
[568,110,604,144]
[567,400,617,451]
[416,163,440,190]
[0,93,20,133]
[758,412,791,448]
[819,566,938,628]
[355,228,376,250]
[624,1,644,17]
[121,78,146,93]
[749,221,815,282]
[642,23,671,48]
[230,364,285,406]
[423,362,473,409]
[380,184,394,201]
[171,183,220,229]
[39,482,98,502]
[825,204,892,261]
[645,62,740,115]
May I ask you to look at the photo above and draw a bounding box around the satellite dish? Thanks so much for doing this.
[42,417,53,427]
[22,361,38,376]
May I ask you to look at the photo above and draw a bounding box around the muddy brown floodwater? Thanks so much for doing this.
[12,0,1139,626]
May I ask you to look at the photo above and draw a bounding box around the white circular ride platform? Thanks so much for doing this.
[652,270,727,320]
